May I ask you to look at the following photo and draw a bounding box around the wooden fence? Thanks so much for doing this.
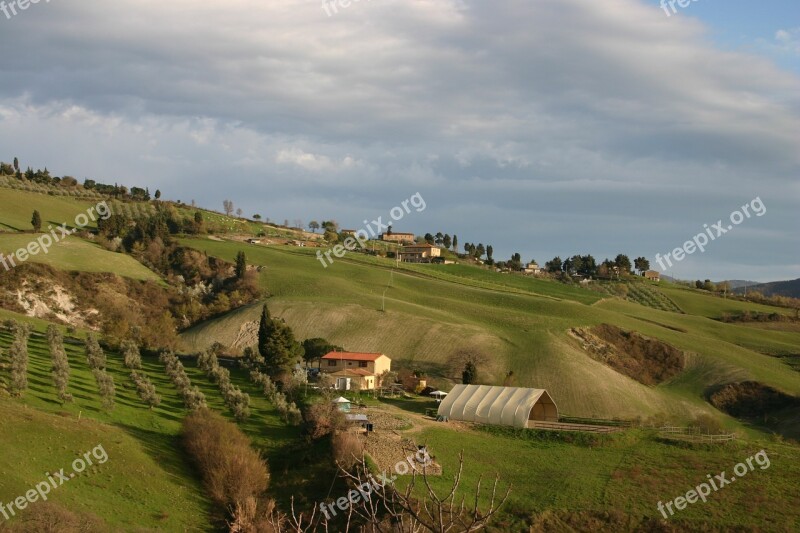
[657,425,736,443]
[527,420,624,433]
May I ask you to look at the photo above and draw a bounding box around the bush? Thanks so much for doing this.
[182,409,269,509]
[688,414,724,434]
[304,400,346,440]
[332,432,363,469]
[6,501,107,532]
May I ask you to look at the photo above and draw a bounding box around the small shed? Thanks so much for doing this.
[429,390,448,403]
[332,397,352,413]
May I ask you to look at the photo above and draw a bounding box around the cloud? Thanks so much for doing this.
[0,0,798,280]
[774,28,800,54]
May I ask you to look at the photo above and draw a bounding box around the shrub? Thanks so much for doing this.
[332,432,363,469]
[182,409,269,509]
[304,400,346,440]
[688,414,724,434]
[11,501,107,532]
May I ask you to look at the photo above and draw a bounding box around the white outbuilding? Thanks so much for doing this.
[436,385,558,428]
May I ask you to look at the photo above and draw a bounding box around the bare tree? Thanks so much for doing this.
[336,449,510,532]
[253,447,510,532]
[446,347,488,382]
[223,199,235,216]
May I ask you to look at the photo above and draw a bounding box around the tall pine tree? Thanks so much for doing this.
[258,304,303,377]
[235,251,247,279]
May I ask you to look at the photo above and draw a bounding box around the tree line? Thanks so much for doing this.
[1,156,159,201]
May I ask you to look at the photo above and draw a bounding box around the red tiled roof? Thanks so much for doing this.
[322,351,385,362]
[404,243,435,248]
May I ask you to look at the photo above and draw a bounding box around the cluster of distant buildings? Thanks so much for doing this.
[338,229,453,264]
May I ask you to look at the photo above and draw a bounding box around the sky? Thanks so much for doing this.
[0,0,797,282]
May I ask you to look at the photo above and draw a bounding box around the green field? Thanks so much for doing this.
[415,423,800,531]
[0,189,98,232]
[0,234,160,281]
[179,238,800,428]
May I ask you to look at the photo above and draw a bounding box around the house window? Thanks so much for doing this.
[359,361,368,368]
[327,360,337,367]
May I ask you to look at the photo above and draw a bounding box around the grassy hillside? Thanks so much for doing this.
[0,234,160,281]
[178,238,800,427]
[0,189,98,232]
[415,423,800,531]
[734,278,800,299]
[660,284,797,319]
[0,328,212,530]
[0,321,322,529]
[0,400,211,531]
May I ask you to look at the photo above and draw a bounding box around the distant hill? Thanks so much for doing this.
[723,280,762,290]
[733,278,800,298]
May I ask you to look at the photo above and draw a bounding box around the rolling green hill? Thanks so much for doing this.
[2,191,800,531]
[0,189,98,232]
[0,234,160,281]
[0,320,315,530]
[178,238,800,427]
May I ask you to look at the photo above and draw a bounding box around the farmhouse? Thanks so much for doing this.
[321,351,392,391]
[523,262,541,275]
[381,232,416,245]
[399,243,441,263]
[644,270,661,281]
[437,385,558,428]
